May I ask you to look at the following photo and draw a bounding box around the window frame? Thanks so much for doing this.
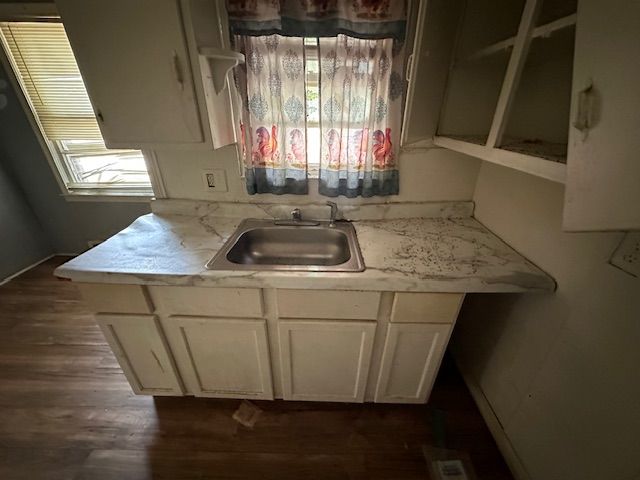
[303,37,321,178]
[0,13,158,202]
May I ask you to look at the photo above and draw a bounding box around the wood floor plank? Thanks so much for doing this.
[0,256,513,480]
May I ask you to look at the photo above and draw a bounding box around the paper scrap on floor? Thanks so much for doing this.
[232,400,262,428]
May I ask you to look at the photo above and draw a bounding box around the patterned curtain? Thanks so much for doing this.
[227,1,406,40]
[318,35,403,197]
[229,0,406,197]
[235,35,308,194]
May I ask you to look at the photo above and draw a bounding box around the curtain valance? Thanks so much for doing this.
[226,0,407,40]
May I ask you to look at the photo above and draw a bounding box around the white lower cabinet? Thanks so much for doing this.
[86,285,461,404]
[163,316,274,399]
[96,314,183,396]
[374,323,452,404]
[278,320,376,402]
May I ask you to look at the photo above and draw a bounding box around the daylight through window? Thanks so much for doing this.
[0,22,152,195]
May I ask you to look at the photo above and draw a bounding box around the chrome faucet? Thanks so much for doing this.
[291,208,302,222]
[326,201,338,227]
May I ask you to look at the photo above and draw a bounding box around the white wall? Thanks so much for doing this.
[452,162,640,480]
[155,145,480,204]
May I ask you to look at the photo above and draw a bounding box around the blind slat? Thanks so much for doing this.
[0,22,103,140]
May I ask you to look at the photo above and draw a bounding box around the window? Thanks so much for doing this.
[0,22,152,196]
[303,37,320,176]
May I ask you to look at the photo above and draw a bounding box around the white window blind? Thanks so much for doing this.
[0,21,151,194]
[0,22,102,140]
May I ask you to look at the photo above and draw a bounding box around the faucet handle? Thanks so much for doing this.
[326,201,338,226]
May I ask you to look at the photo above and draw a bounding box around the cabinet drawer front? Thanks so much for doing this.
[375,323,452,404]
[276,290,380,320]
[278,320,376,402]
[96,314,182,396]
[391,293,464,324]
[149,287,263,317]
[164,316,273,399]
[78,283,152,314]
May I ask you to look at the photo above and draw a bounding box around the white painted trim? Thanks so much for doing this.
[433,136,566,184]
[0,40,70,194]
[454,357,532,480]
[61,193,153,203]
[486,0,541,148]
[0,254,54,286]
[143,150,167,199]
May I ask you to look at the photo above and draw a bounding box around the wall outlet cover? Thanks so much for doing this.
[609,232,640,278]
[201,169,228,192]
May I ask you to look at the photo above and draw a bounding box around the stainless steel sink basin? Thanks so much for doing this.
[206,218,365,272]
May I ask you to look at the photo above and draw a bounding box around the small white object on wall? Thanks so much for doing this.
[609,232,640,278]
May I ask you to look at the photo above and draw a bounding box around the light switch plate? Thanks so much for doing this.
[201,169,228,192]
[609,232,640,278]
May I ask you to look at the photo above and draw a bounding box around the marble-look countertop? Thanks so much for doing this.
[54,213,555,293]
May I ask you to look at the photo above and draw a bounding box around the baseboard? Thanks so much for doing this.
[0,254,55,286]
[454,357,532,480]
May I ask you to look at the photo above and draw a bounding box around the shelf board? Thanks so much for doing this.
[434,135,567,184]
[462,13,577,63]
[400,138,436,152]
[198,47,245,94]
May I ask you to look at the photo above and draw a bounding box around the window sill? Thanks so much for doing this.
[62,191,154,203]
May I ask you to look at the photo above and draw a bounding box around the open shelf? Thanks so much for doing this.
[498,21,575,164]
[500,137,566,163]
[437,0,525,145]
[434,135,567,183]
[198,47,244,94]
[461,13,576,62]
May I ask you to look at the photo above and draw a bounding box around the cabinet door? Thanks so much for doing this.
[563,0,640,231]
[375,323,451,404]
[401,0,464,145]
[96,314,183,396]
[56,0,203,148]
[278,320,376,402]
[164,316,273,399]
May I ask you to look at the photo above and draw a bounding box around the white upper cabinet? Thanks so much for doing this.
[56,0,238,150]
[562,0,640,231]
[406,0,637,231]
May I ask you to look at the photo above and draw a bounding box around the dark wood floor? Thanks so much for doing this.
[0,257,513,480]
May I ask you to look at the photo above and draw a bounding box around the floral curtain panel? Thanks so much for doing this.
[318,35,402,197]
[227,0,406,40]
[235,35,308,194]
[229,0,406,197]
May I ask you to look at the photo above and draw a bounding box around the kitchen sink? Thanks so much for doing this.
[206,218,365,272]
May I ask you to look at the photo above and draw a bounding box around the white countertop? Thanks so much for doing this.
[54,213,555,293]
